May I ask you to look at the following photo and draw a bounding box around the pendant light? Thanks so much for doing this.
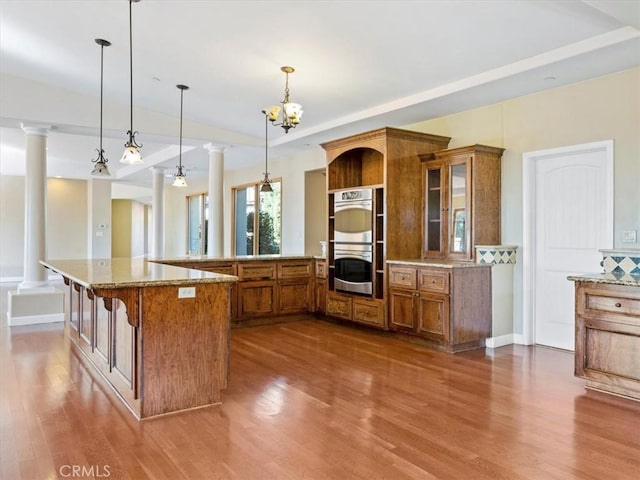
[172,84,189,188]
[260,109,273,192]
[265,66,303,134]
[120,0,143,164]
[91,38,111,177]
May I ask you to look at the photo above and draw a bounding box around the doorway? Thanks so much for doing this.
[523,140,613,350]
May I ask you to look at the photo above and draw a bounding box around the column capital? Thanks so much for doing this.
[150,166,167,173]
[204,143,225,154]
[21,123,52,137]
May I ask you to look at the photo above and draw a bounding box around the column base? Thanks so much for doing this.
[7,288,64,326]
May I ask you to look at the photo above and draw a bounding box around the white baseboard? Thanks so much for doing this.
[7,312,65,326]
[513,333,528,345]
[486,334,514,348]
[0,274,63,283]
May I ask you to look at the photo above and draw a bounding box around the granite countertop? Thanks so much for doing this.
[41,258,238,289]
[567,272,640,287]
[387,259,490,268]
[150,254,313,264]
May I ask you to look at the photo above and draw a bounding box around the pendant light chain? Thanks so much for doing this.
[179,86,184,170]
[128,0,133,142]
[99,41,104,155]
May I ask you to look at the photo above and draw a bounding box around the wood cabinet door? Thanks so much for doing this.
[327,293,352,320]
[417,292,450,341]
[353,298,385,328]
[388,288,416,332]
[279,279,312,314]
[315,278,327,313]
[237,281,277,318]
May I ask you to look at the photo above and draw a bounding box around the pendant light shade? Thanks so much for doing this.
[266,66,303,134]
[260,109,273,192]
[120,0,143,164]
[91,38,111,177]
[173,84,189,188]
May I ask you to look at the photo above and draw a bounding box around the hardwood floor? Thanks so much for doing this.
[1,282,639,479]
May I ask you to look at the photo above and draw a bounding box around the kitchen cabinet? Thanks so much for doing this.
[388,262,492,352]
[159,258,314,324]
[572,279,640,401]
[321,127,451,328]
[326,291,385,328]
[420,145,504,261]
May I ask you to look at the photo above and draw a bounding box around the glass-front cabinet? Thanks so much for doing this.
[421,145,504,261]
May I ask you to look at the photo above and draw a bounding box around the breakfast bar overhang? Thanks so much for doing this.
[40,258,237,419]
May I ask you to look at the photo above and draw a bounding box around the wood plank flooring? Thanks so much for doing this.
[1,283,639,479]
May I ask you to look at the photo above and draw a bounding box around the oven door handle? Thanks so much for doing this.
[335,253,372,262]
[334,200,372,211]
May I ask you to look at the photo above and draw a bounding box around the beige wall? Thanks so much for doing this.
[305,169,327,256]
[0,176,87,278]
[405,67,640,335]
[112,199,148,258]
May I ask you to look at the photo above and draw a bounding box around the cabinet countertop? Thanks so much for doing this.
[41,258,238,289]
[387,259,491,269]
[567,272,640,287]
[150,254,313,264]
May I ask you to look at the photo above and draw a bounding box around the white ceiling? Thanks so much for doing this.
[1,0,639,198]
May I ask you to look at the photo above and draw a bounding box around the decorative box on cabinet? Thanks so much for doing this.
[420,144,504,262]
[388,261,492,352]
[571,278,640,402]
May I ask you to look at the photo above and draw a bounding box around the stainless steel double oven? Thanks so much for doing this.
[333,188,374,296]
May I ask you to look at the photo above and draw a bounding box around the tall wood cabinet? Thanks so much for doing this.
[420,145,504,261]
[322,127,451,328]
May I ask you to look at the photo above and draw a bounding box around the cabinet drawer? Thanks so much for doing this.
[389,266,417,289]
[327,293,352,320]
[200,263,236,275]
[585,293,640,316]
[353,298,384,328]
[418,269,450,294]
[315,261,327,278]
[279,262,312,279]
[237,263,276,280]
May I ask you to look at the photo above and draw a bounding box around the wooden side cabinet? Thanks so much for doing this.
[388,263,491,352]
[573,280,640,402]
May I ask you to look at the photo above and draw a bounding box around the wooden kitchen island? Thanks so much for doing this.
[41,258,237,419]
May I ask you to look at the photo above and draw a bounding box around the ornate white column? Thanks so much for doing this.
[151,166,166,258]
[8,124,64,326]
[20,125,51,290]
[204,144,224,257]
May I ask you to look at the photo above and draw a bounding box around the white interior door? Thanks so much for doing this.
[524,141,613,351]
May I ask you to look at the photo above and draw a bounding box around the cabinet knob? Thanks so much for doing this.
[615,302,622,308]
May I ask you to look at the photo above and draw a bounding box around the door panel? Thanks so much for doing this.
[533,146,612,350]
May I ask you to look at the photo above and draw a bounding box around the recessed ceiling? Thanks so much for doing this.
[1,0,638,195]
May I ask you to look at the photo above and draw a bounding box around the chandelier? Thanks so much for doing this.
[265,66,303,133]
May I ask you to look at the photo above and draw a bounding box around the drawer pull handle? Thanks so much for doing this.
[615,302,622,308]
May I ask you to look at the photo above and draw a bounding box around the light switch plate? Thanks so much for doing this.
[622,230,637,243]
[178,287,196,298]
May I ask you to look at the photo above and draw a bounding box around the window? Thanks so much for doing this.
[187,193,208,255]
[233,180,281,255]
